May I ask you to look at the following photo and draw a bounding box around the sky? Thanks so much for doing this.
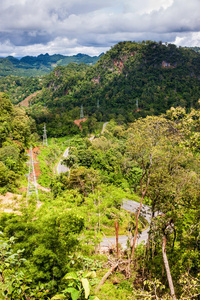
[0,0,200,57]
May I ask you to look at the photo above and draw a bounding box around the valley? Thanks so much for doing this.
[0,41,200,300]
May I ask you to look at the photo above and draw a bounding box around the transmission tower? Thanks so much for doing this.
[27,146,39,203]
[97,100,100,109]
[43,124,48,146]
[80,105,84,119]
[136,98,139,110]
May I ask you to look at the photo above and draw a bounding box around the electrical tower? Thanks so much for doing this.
[80,105,84,119]
[136,98,139,110]
[27,146,39,203]
[43,123,48,146]
[97,100,100,109]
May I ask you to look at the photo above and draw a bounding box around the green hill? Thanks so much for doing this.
[28,41,200,136]
[0,76,42,104]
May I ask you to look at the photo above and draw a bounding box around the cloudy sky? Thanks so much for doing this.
[0,0,200,57]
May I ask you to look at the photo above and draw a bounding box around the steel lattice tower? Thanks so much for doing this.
[136,98,139,110]
[43,124,48,146]
[27,146,39,203]
[97,100,100,109]
[80,105,84,119]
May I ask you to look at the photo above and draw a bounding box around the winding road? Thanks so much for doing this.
[57,122,109,175]
[56,122,152,250]
[57,147,70,174]
[101,199,152,249]
[101,122,109,133]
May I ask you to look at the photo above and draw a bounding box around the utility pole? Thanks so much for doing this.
[43,123,48,146]
[80,105,84,119]
[27,146,39,204]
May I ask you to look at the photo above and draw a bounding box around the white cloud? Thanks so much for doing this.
[0,0,200,57]
[173,32,200,47]
[123,0,174,15]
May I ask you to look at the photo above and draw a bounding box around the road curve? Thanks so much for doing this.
[101,122,109,134]
[56,123,150,249]
[57,147,70,174]
[101,199,152,249]
[57,122,109,174]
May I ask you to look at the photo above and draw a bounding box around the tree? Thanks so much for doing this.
[126,114,200,298]
[126,116,177,260]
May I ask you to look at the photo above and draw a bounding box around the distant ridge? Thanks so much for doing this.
[0,53,103,77]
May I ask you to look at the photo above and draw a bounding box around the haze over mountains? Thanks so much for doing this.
[0,53,102,76]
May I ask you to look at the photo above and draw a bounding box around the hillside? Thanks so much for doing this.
[0,53,102,77]
[0,103,200,299]
[0,76,42,104]
[29,41,200,136]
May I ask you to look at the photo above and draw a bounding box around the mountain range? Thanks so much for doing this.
[0,53,102,76]
[22,40,200,136]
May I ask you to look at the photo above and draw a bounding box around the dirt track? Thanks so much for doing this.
[17,90,42,107]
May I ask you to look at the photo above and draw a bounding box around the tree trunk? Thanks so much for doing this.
[131,160,152,261]
[115,220,119,258]
[95,263,118,293]
[130,193,145,260]
[162,235,176,300]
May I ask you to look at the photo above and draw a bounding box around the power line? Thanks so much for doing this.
[136,98,139,110]
[80,105,84,119]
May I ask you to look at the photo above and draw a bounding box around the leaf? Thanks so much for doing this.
[81,278,90,299]
[84,271,96,279]
[65,287,80,300]
[63,272,79,281]
[51,294,66,300]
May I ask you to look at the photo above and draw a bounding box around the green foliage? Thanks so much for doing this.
[1,47,200,299]
[0,207,85,297]
[52,270,99,300]
[0,76,42,104]
[0,93,36,190]
[0,234,26,299]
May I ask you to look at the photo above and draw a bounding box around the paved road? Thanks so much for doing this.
[89,122,109,141]
[56,123,150,249]
[122,199,152,223]
[101,122,109,133]
[57,147,70,174]
[57,122,109,174]
[101,199,152,249]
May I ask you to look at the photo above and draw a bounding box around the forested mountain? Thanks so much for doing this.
[0,53,101,76]
[28,41,200,136]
